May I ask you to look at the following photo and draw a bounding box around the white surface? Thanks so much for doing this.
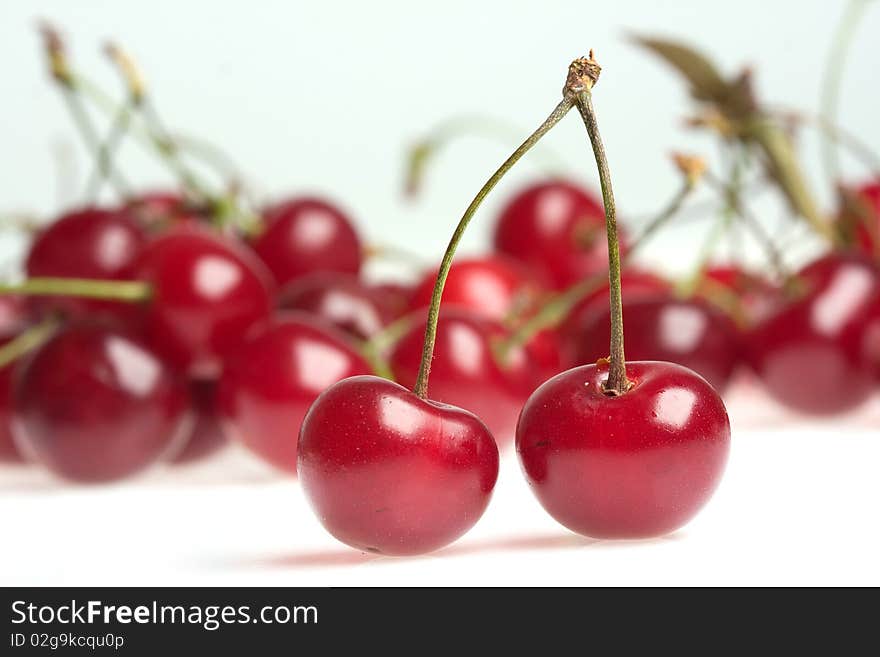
[2,381,879,587]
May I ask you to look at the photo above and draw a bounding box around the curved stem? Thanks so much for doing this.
[0,316,61,370]
[575,86,630,395]
[820,0,872,185]
[404,114,573,197]
[412,96,576,398]
[499,181,693,357]
[0,277,151,302]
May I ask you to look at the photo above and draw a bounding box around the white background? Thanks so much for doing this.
[1,1,879,586]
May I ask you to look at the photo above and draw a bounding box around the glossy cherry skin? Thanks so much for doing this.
[493,180,626,289]
[298,375,499,555]
[26,206,147,319]
[133,225,275,378]
[517,361,730,539]
[279,272,395,340]
[747,252,880,415]
[254,197,362,287]
[563,296,740,392]
[561,267,670,333]
[389,309,537,449]
[217,313,372,473]
[170,379,227,464]
[407,255,544,322]
[12,323,190,482]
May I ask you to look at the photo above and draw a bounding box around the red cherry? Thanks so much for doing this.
[0,351,22,463]
[407,255,544,322]
[368,281,414,319]
[12,323,190,482]
[0,296,33,463]
[298,375,499,555]
[698,265,782,327]
[563,296,740,392]
[493,179,626,289]
[389,309,537,448]
[134,225,275,378]
[122,190,198,229]
[170,379,227,464]
[517,360,730,539]
[26,206,147,319]
[837,180,880,253]
[254,197,362,286]
[747,252,880,415]
[217,313,372,473]
[279,272,395,340]
[563,267,670,328]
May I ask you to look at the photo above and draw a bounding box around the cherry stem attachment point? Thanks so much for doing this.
[0,277,151,302]
[411,94,577,399]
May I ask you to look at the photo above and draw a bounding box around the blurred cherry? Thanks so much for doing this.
[369,281,414,319]
[279,272,395,340]
[407,255,544,322]
[0,296,33,463]
[217,313,372,473]
[170,379,227,464]
[697,265,782,328]
[298,375,499,555]
[26,206,147,320]
[133,225,275,378]
[747,252,880,415]
[12,323,190,482]
[493,180,627,289]
[563,296,740,392]
[562,267,670,331]
[254,197,362,286]
[517,360,730,538]
[389,309,538,448]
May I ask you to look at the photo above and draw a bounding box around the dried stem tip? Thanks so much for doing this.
[671,153,707,188]
[105,42,146,102]
[564,49,602,95]
[37,20,72,85]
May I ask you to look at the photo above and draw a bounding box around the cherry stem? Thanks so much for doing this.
[704,170,790,283]
[0,277,151,302]
[86,43,144,199]
[820,0,872,186]
[0,316,61,370]
[360,315,416,381]
[37,23,130,195]
[498,178,696,357]
[571,53,630,396]
[404,114,571,198]
[363,243,426,269]
[411,95,577,399]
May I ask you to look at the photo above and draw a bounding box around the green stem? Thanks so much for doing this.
[820,0,872,185]
[86,98,137,200]
[574,83,630,395]
[0,316,61,370]
[0,277,151,302]
[405,114,572,197]
[61,87,130,195]
[411,95,576,399]
[499,181,693,357]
